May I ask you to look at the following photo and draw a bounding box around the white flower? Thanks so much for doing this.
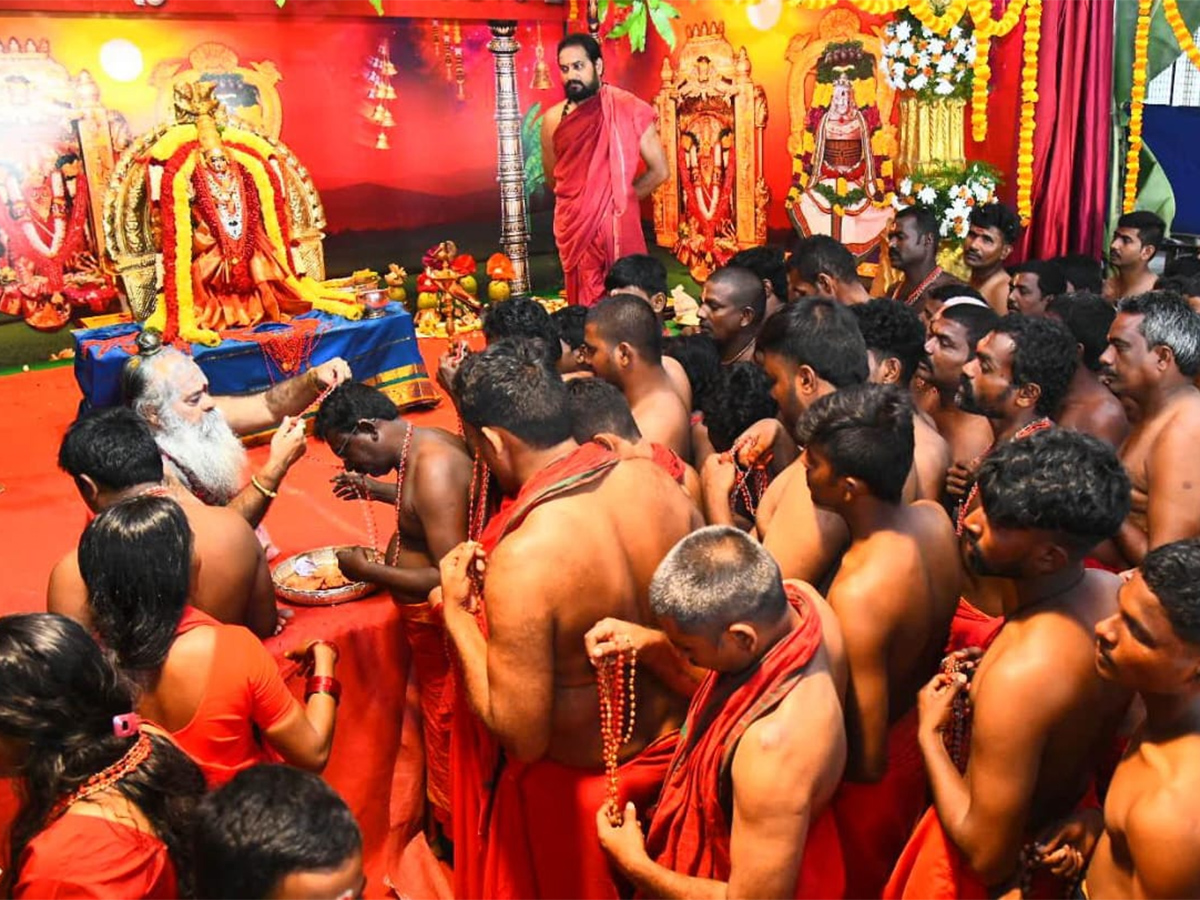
[949,25,962,39]
[928,38,946,56]
[964,43,977,64]
[934,78,955,95]
[910,73,930,92]
[954,217,970,239]
[899,40,915,58]
[954,68,967,82]
[915,51,931,69]
[900,177,913,196]
[936,55,957,74]
[892,194,905,210]
[917,185,938,204]
[972,182,991,202]
[895,20,913,41]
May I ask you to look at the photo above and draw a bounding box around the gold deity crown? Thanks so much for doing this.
[172,80,221,124]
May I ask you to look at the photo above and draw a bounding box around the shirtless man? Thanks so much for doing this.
[919,303,998,502]
[1007,259,1066,317]
[1038,539,1200,898]
[1098,291,1200,567]
[697,265,765,365]
[564,376,703,507]
[886,205,962,308]
[787,234,872,306]
[887,429,1134,898]
[594,527,848,900]
[438,338,701,899]
[964,203,1021,315]
[50,407,276,637]
[1104,211,1164,303]
[1046,292,1129,447]
[852,298,952,502]
[797,384,961,897]
[313,382,473,601]
[123,346,350,527]
[730,245,789,320]
[583,293,693,461]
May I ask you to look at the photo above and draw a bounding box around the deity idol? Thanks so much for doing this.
[787,58,894,254]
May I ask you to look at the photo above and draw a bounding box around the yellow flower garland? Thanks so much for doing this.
[1124,0,1154,213]
[1163,0,1200,80]
[1014,0,1041,223]
[909,0,971,34]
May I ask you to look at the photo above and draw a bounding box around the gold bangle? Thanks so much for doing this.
[250,475,278,499]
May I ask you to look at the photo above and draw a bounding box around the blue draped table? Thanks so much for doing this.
[72,304,438,419]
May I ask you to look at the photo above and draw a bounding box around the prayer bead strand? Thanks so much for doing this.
[596,636,637,826]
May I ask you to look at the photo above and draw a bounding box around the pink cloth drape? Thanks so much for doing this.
[1016,0,1114,261]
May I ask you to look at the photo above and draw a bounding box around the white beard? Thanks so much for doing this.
[155,405,248,505]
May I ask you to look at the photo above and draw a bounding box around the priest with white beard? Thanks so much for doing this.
[122,346,351,535]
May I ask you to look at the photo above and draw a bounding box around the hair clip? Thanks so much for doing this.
[112,712,141,738]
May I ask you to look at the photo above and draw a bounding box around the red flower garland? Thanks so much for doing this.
[2,175,92,291]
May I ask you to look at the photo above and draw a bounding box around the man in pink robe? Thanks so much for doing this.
[541,34,669,307]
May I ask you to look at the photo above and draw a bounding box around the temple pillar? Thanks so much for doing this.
[487,20,531,296]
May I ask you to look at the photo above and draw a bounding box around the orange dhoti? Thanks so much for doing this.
[832,707,926,899]
[483,734,678,899]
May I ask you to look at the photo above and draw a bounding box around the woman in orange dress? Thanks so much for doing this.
[0,613,205,898]
[78,495,341,786]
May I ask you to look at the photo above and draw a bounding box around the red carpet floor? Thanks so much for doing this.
[0,338,467,615]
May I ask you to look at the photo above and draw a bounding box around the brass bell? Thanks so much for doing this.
[531,54,553,90]
[374,130,390,151]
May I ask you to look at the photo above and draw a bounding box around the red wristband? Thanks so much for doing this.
[305,675,341,704]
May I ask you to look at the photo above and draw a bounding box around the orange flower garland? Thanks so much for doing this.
[1014,0,1041,224]
[1124,0,1154,213]
[909,0,970,33]
[1163,0,1200,82]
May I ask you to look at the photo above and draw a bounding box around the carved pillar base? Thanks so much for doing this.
[488,21,531,296]
[897,97,966,177]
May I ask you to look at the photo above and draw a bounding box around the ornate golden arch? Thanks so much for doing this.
[785,8,897,161]
[149,42,283,138]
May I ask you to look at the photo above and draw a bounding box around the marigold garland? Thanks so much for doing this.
[1014,0,1041,223]
[1124,0,1154,213]
[1163,0,1200,89]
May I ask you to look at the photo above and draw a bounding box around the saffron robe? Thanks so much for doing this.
[553,85,656,306]
[832,707,926,899]
[449,443,625,899]
[945,597,1004,655]
[645,583,846,899]
[15,815,177,899]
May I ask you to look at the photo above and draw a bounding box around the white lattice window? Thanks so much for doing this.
[1147,25,1200,106]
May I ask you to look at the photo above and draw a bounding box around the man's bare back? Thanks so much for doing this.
[485,457,702,767]
[909,414,953,503]
[968,572,1131,843]
[1057,379,1129,448]
[827,501,960,777]
[48,490,275,637]
[973,270,1011,316]
[757,461,849,588]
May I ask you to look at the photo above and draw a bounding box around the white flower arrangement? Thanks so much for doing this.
[881,8,975,101]
[891,162,1002,243]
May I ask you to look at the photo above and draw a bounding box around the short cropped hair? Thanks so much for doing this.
[757,297,868,387]
[650,526,788,632]
[787,235,858,285]
[928,282,986,304]
[313,382,398,442]
[1117,210,1166,253]
[605,254,667,299]
[975,428,1131,553]
[193,765,363,899]
[730,245,788,300]
[708,265,767,323]
[553,305,589,351]
[1142,539,1200,645]
[700,363,778,453]
[662,334,721,411]
[58,407,164,490]
[588,293,663,364]
[939,304,1001,359]
[851,298,927,382]
[1008,259,1067,298]
[1046,291,1114,372]
[895,205,940,240]
[482,298,560,369]
[1116,290,1200,377]
[1052,254,1104,293]
[454,338,573,448]
[557,32,602,63]
[795,384,914,504]
[969,202,1022,244]
[991,315,1078,416]
[565,377,640,443]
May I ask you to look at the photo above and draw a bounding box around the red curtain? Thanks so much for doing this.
[1016,0,1114,261]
